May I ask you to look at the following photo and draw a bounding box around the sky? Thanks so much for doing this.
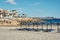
[0,0,60,18]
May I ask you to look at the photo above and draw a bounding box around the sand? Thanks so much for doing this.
[0,26,60,40]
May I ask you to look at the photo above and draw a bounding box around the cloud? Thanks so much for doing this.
[6,0,16,4]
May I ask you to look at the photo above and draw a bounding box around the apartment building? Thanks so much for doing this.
[0,9,19,19]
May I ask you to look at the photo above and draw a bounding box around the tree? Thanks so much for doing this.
[21,13,27,18]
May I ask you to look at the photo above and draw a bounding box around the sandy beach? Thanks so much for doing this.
[0,26,60,40]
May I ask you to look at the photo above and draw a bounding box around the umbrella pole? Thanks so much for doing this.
[37,24,38,30]
[57,24,59,32]
[41,24,43,30]
[28,24,30,29]
[46,24,48,30]
[33,24,34,29]
[50,24,52,29]
[20,24,22,29]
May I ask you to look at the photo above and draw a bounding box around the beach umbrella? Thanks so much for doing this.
[32,22,39,29]
[27,23,30,29]
[50,22,53,29]
[20,21,26,28]
[35,23,38,29]
[36,23,39,29]
[46,23,49,30]
[24,22,28,28]
[56,22,60,32]
[23,22,30,31]
[27,21,31,29]
[33,23,35,29]
[41,22,44,30]
[20,22,23,28]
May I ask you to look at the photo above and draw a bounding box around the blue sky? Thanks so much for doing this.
[0,0,60,18]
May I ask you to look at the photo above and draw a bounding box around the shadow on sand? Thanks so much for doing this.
[10,28,54,32]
